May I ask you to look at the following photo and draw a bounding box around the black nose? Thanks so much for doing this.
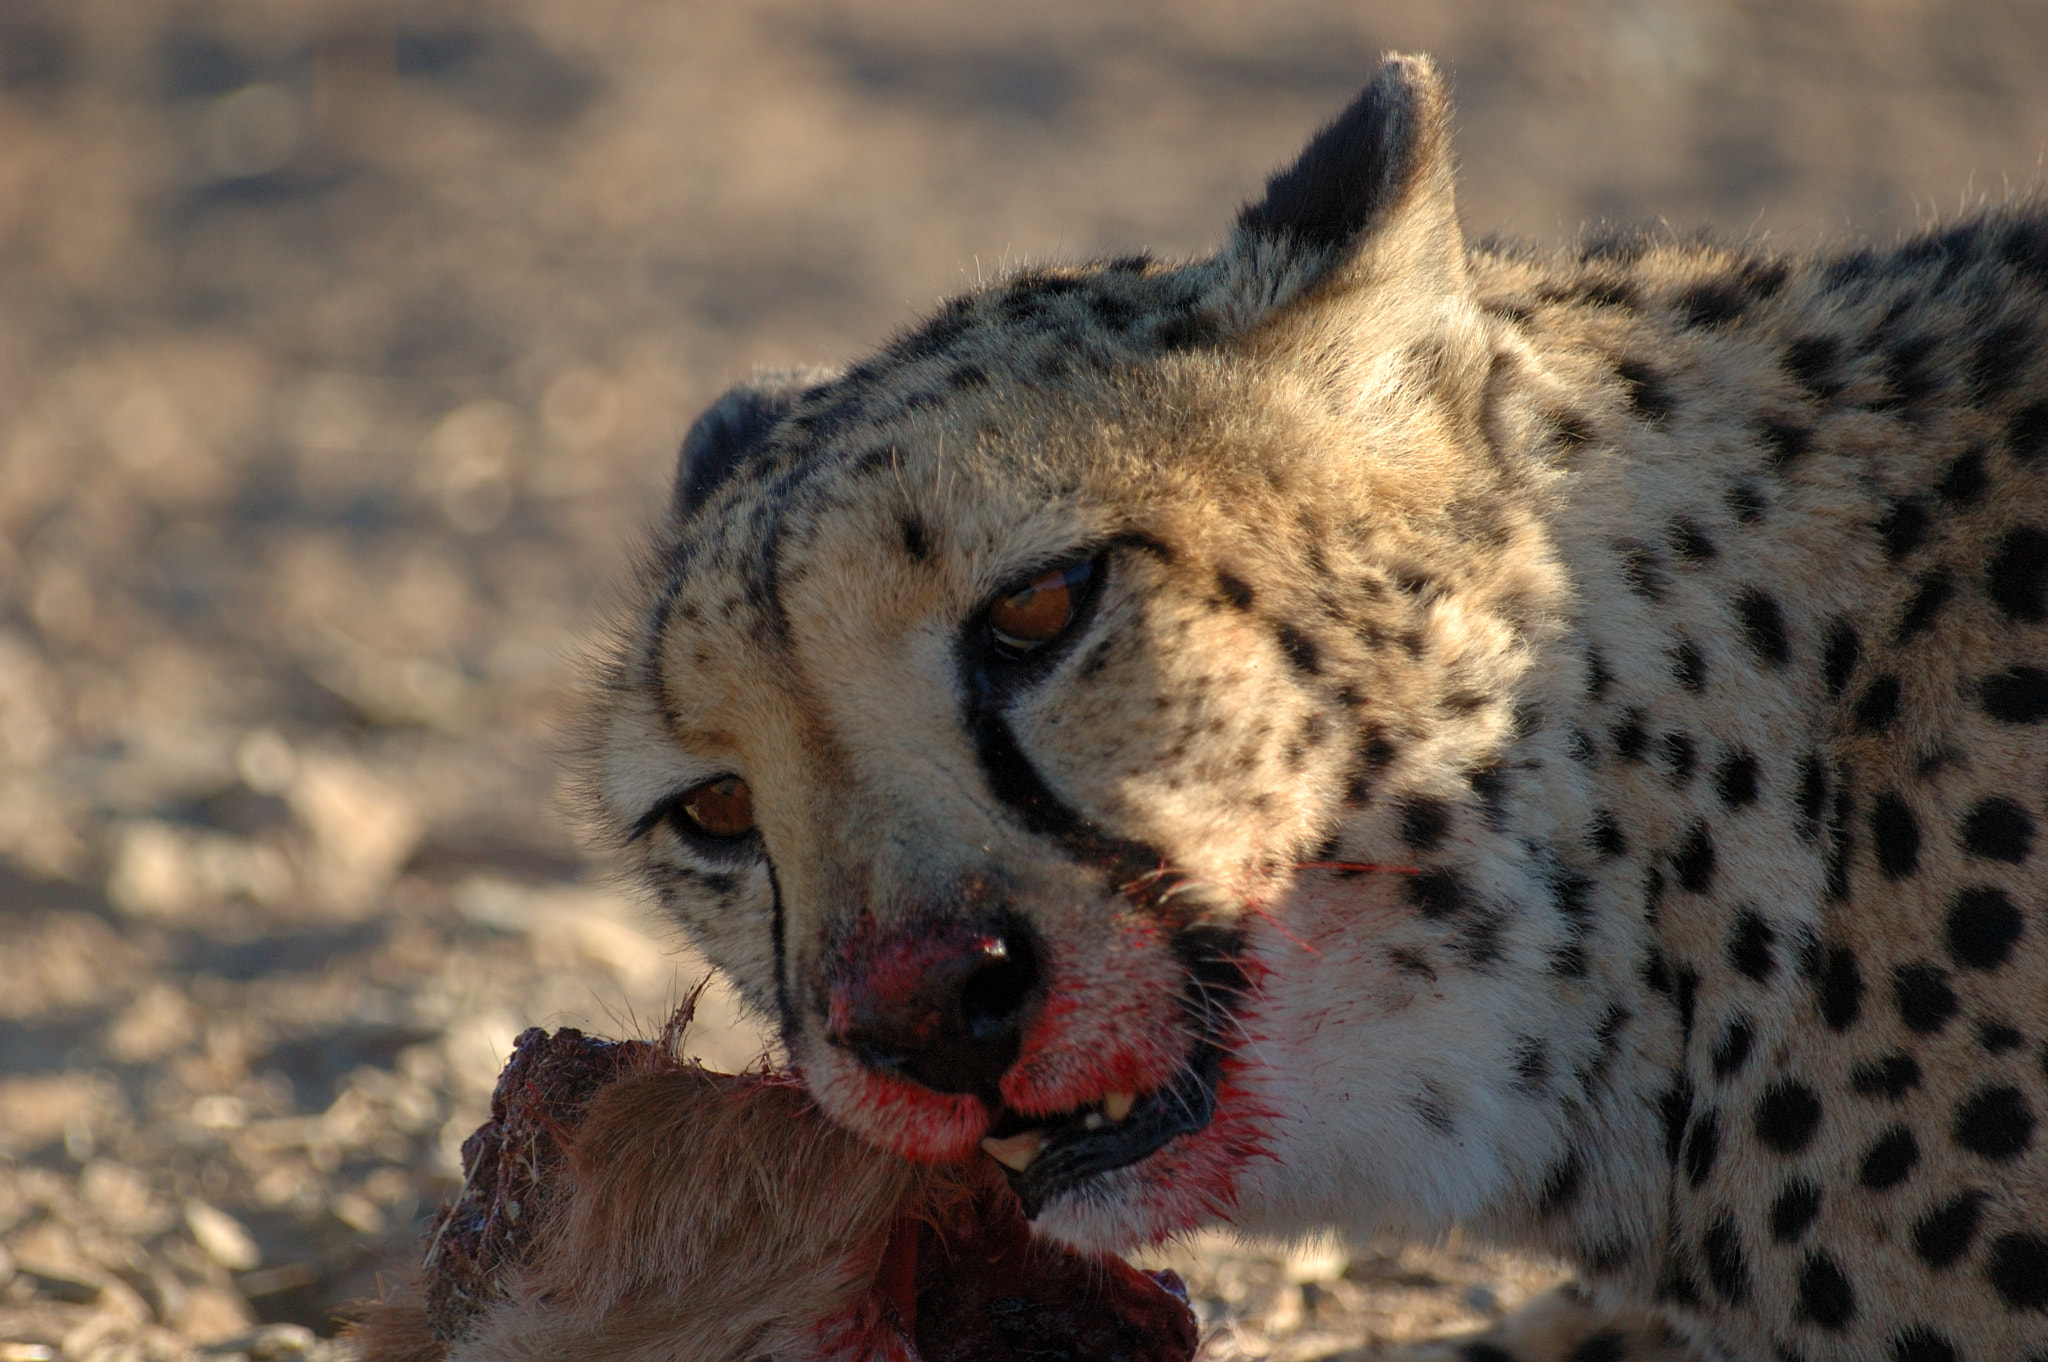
[826,918,1043,1098]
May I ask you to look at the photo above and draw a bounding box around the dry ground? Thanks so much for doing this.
[3,2,2047,1358]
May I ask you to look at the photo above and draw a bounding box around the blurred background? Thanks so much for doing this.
[2,1,2046,1358]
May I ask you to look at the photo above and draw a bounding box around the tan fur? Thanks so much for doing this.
[350,1066,951,1362]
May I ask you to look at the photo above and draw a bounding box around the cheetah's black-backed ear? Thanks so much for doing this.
[672,367,838,517]
[1216,55,1464,327]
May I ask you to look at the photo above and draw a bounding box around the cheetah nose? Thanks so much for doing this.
[826,917,1043,1099]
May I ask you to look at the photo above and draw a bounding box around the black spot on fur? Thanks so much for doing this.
[1755,1080,1823,1154]
[1969,319,2034,400]
[1214,570,1255,610]
[1726,481,1766,523]
[1759,419,1814,468]
[1977,1020,2024,1054]
[1894,964,1960,1034]
[1734,589,1790,666]
[1853,674,1903,732]
[1542,275,1639,311]
[1714,750,1760,808]
[1795,1252,1856,1330]
[1403,868,1471,919]
[1851,1053,1922,1099]
[1662,731,1697,785]
[1670,640,1707,692]
[1913,1191,1987,1269]
[1672,822,1715,892]
[1946,885,2025,971]
[2000,217,2048,285]
[1615,358,1673,422]
[1877,499,1932,560]
[1549,408,1597,449]
[1860,1126,1919,1189]
[1987,525,2048,621]
[1616,539,1667,600]
[1667,515,1717,561]
[1398,796,1452,851]
[1953,1085,2035,1162]
[1467,763,1510,829]
[1821,619,1860,696]
[1985,1233,2048,1311]
[1728,911,1776,980]
[1678,278,1751,329]
[1871,332,1943,411]
[1961,798,2034,863]
[1811,943,1863,1030]
[1611,709,1648,761]
[1870,792,1922,879]
[1712,1016,1754,1080]
[1896,568,1954,642]
[1771,1180,1823,1243]
[1511,1036,1551,1093]
[947,363,990,390]
[1981,665,2048,722]
[1585,649,1615,700]
[1890,1327,1959,1362]
[1153,308,1220,351]
[1089,291,1139,330]
[1275,622,1321,675]
[1785,335,1846,401]
[891,300,976,360]
[900,517,931,563]
[1936,447,1990,504]
[2010,400,2048,465]
[1701,1215,1751,1303]
[1589,809,1627,858]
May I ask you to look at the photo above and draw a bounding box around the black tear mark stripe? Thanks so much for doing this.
[966,686,1174,903]
[769,860,799,1051]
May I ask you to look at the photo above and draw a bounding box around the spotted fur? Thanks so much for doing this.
[592,56,2048,1361]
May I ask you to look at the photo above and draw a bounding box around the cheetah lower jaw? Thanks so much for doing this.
[980,1090,1138,1171]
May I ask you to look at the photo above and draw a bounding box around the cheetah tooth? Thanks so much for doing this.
[981,1130,1046,1172]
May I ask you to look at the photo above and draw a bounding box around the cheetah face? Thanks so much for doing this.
[600,375,1362,1246]
[595,59,1587,1250]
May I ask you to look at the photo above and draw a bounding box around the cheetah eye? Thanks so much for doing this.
[673,776,755,840]
[987,559,1095,657]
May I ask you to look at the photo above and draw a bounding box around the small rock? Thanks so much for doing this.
[183,1200,260,1272]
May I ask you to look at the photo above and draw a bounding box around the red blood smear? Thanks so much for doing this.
[911,1186,1198,1362]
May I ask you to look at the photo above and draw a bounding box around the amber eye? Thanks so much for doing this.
[988,560,1094,656]
[676,776,755,839]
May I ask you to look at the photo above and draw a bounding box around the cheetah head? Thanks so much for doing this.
[593,56,1605,1252]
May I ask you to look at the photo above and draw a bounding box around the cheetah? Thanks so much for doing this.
[590,56,2048,1360]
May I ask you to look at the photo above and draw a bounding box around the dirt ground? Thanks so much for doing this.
[3,2,2047,1358]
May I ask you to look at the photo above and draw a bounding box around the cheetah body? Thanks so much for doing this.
[594,58,2048,1361]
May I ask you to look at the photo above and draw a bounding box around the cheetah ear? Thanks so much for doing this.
[1213,54,1465,331]
[672,366,840,517]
